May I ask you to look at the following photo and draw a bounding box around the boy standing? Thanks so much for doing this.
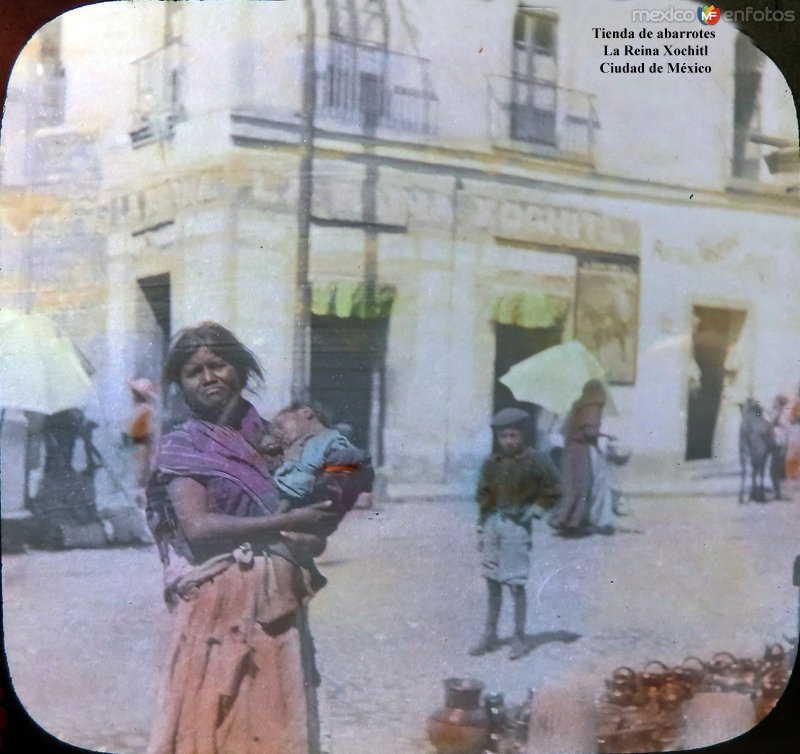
[470,408,560,660]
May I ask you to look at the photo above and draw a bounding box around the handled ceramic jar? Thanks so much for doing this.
[427,677,490,754]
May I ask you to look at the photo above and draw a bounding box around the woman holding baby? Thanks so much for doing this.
[145,321,356,754]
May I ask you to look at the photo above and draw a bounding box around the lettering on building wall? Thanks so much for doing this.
[457,194,639,254]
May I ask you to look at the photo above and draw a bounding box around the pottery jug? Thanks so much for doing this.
[427,677,490,754]
[674,656,707,696]
[640,660,671,696]
[708,652,758,693]
[605,666,646,707]
[755,666,789,722]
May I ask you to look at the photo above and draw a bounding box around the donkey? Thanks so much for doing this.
[739,399,773,503]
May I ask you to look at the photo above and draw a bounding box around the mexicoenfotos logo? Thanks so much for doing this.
[633,5,794,23]
[698,4,721,24]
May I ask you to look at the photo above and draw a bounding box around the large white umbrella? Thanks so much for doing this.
[499,340,618,416]
[0,309,93,415]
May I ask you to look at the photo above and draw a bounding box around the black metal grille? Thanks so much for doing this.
[317,37,438,135]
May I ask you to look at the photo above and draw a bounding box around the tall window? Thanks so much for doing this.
[510,11,558,145]
[325,1,389,132]
[129,4,185,146]
[732,35,764,179]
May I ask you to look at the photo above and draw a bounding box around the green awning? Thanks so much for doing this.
[311,281,396,319]
[492,292,570,329]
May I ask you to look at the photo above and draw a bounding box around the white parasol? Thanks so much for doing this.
[499,340,618,416]
[0,309,93,415]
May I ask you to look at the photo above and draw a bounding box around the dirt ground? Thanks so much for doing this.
[2,486,799,754]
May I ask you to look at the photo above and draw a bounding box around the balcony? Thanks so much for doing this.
[129,41,185,147]
[488,74,598,164]
[316,37,438,136]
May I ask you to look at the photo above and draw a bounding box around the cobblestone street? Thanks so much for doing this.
[3,486,799,753]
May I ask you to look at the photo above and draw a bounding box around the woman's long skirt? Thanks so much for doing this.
[147,557,319,754]
[549,441,593,530]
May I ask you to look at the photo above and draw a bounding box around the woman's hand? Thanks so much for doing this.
[280,501,342,537]
[282,532,327,558]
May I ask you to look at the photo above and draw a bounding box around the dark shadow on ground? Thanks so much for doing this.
[551,528,594,539]
[553,525,645,537]
[497,630,583,660]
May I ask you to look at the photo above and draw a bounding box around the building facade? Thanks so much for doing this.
[1,0,798,501]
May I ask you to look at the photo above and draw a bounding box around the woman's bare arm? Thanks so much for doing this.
[168,477,340,549]
[282,532,328,558]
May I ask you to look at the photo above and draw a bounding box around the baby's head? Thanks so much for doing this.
[259,434,285,472]
[270,402,332,450]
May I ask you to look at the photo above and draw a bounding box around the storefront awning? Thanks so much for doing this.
[492,292,571,329]
[311,281,396,319]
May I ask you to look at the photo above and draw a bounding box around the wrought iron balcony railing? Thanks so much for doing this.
[129,41,186,147]
[316,36,438,136]
[488,74,598,163]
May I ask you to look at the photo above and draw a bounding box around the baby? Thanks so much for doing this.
[268,402,375,514]
[255,403,374,629]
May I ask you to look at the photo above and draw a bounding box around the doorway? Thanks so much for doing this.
[309,315,388,464]
[137,274,171,345]
[493,323,562,438]
[686,306,746,460]
[135,273,171,379]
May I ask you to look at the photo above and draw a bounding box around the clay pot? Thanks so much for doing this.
[604,666,645,707]
[755,666,789,722]
[658,676,686,709]
[640,661,671,693]
[708,651,737,673]
[759,643,787,676]
[638,661,687,708]
[427,678,490,754]
[674,656,707,695]
[707,652,758,694]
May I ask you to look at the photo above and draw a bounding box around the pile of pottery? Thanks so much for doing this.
[426,678,532,754]
[703,645,791,722]
[595,663,686,753]
[595,643,793,753]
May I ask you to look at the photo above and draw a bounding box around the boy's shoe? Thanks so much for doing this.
[469,633,500,656]
[509,636,528,661]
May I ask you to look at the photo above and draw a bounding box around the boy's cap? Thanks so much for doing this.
[490,407,530,428]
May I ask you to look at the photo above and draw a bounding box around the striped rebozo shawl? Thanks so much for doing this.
[145,401,282,570]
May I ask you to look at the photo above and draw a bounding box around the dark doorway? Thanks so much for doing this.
[493,323,562,438]
[137,273,171,347]
[135,272,171,389]
[310,315,388,464]
[686,306,746,460]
